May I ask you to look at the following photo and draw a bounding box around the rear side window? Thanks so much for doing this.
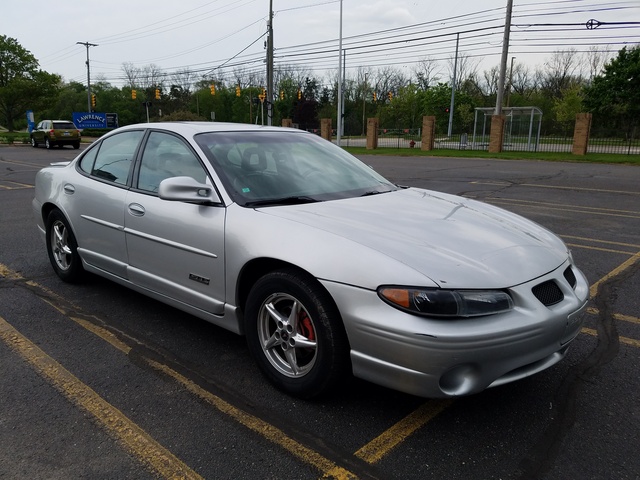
[53,122,76,129]
[91,131,143,185]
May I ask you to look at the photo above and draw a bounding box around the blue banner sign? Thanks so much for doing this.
[72,112,107,129]
[26,110,35,133]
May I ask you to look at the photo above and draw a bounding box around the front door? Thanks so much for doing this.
[124,131,226,315]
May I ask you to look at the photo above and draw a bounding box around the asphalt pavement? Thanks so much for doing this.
[1,144,638,479]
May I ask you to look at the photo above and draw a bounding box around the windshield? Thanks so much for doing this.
[195,130,397,206]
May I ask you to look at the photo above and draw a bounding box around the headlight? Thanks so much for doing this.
[378,287,514,318]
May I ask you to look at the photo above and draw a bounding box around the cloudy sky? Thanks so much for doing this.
[3,0,638,87]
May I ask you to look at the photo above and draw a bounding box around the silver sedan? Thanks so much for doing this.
[33,122,589,398]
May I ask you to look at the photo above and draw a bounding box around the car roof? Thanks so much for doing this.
[113,121,305,136]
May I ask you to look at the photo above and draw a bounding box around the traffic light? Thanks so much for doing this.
[262,88,266,97]
[279,90,284,100]
[155,88,160,100]
[236,85,241,97]
[297,89,302,100]
[388,91,393,101]
[373,92,377,101]
[131,89,137,100]
[91,93,96,108]
[210,84,216,95]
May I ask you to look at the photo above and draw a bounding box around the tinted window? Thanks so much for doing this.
[53,122,76,129]
[78,145,99,174]
[92,131,143,185]
[137,131,208,193]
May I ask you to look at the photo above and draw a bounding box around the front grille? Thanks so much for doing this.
[532,280,564,306]
[564,266,577,289]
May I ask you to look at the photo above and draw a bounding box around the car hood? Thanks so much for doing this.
[258,188,568,288]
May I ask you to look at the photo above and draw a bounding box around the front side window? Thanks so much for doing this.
[137,131,208,193]
[91,130,143,185]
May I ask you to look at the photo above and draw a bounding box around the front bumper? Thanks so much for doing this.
[321,259,589,398]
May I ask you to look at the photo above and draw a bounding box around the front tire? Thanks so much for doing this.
[31,137,38,148]
[245,269,350,398]
[45,209,84,282]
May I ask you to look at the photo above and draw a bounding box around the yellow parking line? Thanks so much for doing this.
[566,243,636,255]
[581,327,640,348]
[486,198,640,220]
[148,360,358,480]
[589,251,640,298]
[587,307,640,326]
[353,400,453,464]
[0,266,359,479]
[0,316,203,480]
[470,181,640,196]
[562,236,640,250]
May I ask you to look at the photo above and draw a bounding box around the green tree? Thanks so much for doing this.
[0,35,61,130]
[584,46,640,129]
[554,84,583,123]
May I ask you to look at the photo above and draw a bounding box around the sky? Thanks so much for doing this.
[3,0,638,88]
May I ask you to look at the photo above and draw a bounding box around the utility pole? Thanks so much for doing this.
[495,0,513,115]
[77,41,98,112]
[447,33,459,138]
[266,0,274,126]
[362,72,368,136]
[336,0,343,146]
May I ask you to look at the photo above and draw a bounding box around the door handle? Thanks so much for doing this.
[128,203,146,216]
[63,184,75,194]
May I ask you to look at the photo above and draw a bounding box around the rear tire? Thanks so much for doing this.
[245,268,350,398]
[45,209,84,283]
[45,137,52,149]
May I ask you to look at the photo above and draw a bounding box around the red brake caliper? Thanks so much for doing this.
[298,312,315,341]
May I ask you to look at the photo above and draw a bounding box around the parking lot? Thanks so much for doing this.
[1,144,638,479]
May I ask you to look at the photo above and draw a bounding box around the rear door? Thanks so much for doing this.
[72,130,144,278]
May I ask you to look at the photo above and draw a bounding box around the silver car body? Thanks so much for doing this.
[33,122,589,398]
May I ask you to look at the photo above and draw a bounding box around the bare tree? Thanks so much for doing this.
[170,68,196,93]
[446,52,479,87]
[482,65,500,97]
[138,64,163,89]
[371,66,410,99]
[510,62,534,96]
[413,56,441,89]
[122,62,140,88]
[538,49,584,98]
[583,45,612,82]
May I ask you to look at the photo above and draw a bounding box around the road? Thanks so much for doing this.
[1,145,638,479]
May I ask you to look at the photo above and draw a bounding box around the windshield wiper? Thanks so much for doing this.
[360,189,393,197]
[245,196,320,207]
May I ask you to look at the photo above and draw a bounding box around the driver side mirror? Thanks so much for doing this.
[158,176,221,205]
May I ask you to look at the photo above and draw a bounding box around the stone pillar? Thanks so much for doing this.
[366,117,379,150]
[421,116,436,151]
[572,113,592,155]
[488,115,506,153]
[321,118,332,141]
[282,118,293,128]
